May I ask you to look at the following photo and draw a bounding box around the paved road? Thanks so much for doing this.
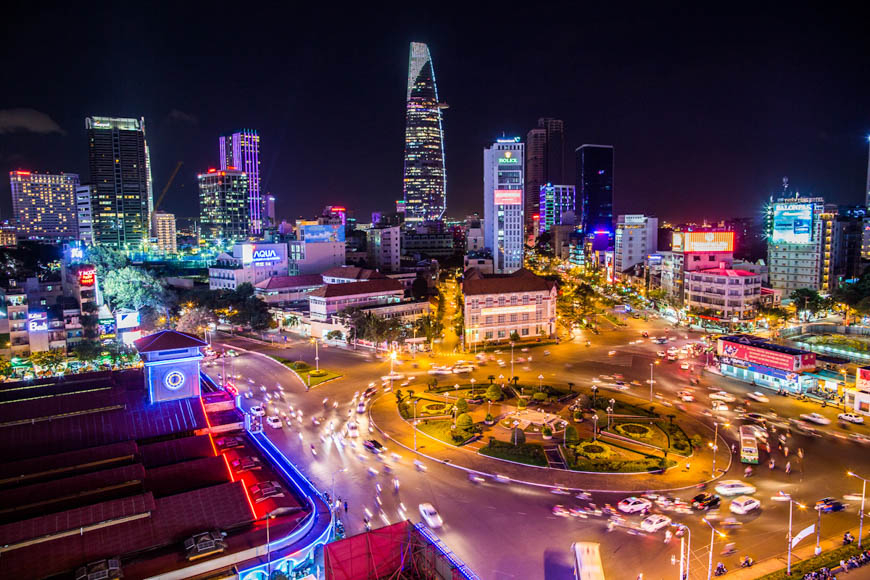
[208,317,870,579]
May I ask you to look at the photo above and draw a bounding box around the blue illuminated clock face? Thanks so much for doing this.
[164,370,186,390]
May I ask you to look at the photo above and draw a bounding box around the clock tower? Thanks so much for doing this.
[134,330,208,404]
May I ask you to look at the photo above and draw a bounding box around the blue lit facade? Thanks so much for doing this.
[403,42,447,223]
[538,183,576,233]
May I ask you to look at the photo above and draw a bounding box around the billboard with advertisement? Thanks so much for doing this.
[494,189,522,205]
[682,231,734,253]
[772,203,813,244]
[27,311,47,332]
[718,338,815,372]
[857,367,870,393]
[240,243,286,266]
[78,267,96,287]
[301,224,345,243]
[719,357,800,387]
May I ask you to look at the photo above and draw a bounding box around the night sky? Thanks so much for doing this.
[1,3,868,225]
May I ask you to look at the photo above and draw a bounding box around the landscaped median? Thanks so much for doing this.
[757,543,865,579]
[269,357,341,387]
[479,437,548,466]
[563,438,675,473]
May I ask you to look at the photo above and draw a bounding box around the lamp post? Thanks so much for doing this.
[703,518,724,580]
[711,422,719,476]
[452,405,458,429]
[608,398,615,430]
[649,361,659,401]
[262,511,278,575]
[311,337,320,371]
[777,492,806,575]
[591,385,598,408]
[510,341,515,377]
[848,471,869,548]
[413,399,419,451]
[331,467,347,509]
[538,374,544,392]
[673,523,691,580]
[592,413,598,441]
[470,378,476,397]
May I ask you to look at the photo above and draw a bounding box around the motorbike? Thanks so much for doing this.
[740,556,754,568]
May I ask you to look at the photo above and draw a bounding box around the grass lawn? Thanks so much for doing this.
[417,419,475,445]
[271,356,341,386]
[479,438,548,466]
[566,438,674,473]
[758,543,864,579]
[612,421,670,448]
[593,396,657,417]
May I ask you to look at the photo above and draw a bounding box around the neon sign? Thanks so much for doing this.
[28,311,48,332]
[79,268,96,287]
[498,157,518,164]
[241,244,284,266]
[164,370,186,390]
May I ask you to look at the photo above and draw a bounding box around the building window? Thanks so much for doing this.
[498,330,505,338]
[521,328,529,336]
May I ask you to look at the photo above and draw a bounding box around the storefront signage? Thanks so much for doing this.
[857,367,870,392]
[78,268,96,287]
[718,339,814,372]
[27,311,47,332]
[720,356,800,385]
[241,244,285,266]
[480,304,536,317]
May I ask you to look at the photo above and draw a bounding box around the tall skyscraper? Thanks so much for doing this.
[219,130,261,235]
[9,171,80,240]
[198,169,249,242]
[576,144,614,237]
[402,42,447,224]
[525,118,566,227]
[75,185,94,244]
[767,195,835,294]
[151,211,177,254]
[484,138,525,273]
[538,184,576,233]
[86,116,154,249]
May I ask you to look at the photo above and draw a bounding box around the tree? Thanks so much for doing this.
[102,267,167,311]
[29,350,66,373]
[456,413,473,429]
[326,330,343,341]
[0,358,12,378]
[456,397,469,413]
[790,288,823,318]
[71,340,103,363]
[88,246,130,279]
[485,384,502,401]
[564,425,579,444]
[509,331,520,342]
[411,275,429,299]
[176,307,216,337]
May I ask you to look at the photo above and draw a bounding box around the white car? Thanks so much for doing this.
[710,391,736,403]
[746,391,769,403]
[680,362,691,370]
[428,368,453,375]
[729,496,761,515]
[266,416,282,429]
[419,503,443,528]
[839,413,865,424]
[657,351,666,358]
[452,366,474,374]
[800,412,831,425]
[357,402,367,414]
[608,350,617,356]
[678,391,695,402]
[617,496,652,514]
[711,401,729,412]
[346,422,360,437]
[381,373,404,381]
[640,514,672,533]
[715,480,757,496]
[250,405,266,417]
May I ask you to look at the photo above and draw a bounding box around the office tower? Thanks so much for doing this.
[367,226,401,272]
[525,118,566,227]
[198,168,249,242]
[261,194,276,228]
[767,195,837,294]
[219,130,261,235]
[9,171,80,240]
[402,42,447,223]
[483,138,525,273]
[538,184,576,233]
[151,211,177,254]
[86,116,154,249]
[614,215,659,274]
[75,185,94,244]
[576,144,614,237]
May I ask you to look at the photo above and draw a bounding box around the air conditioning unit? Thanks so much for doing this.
[74,558,123,580]
[184,530,227,561]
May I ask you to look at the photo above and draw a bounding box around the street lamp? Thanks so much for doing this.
[538,374,544,392]
[592,413,598,441]
[413,399,420,451]
[649,361,659,401]
[703,518,725,580]
[310,337,320,371]
[499,374,505,387]
[470,378,476,397]
[510,341,515,377]
[776,491,806,575]
[591,385,598,408]
[672,523,692,580]
[848,471,869,548]
[331,467,347,508]
[389,350,397,375]
[608,398,615,430]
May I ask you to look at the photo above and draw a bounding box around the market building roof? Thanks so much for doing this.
[309,278,404,298]
[134,329,207,353]
[462,267,556,296]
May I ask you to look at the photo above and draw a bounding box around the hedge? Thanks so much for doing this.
[479,438,547,466]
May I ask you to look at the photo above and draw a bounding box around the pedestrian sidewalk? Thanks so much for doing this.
[727,533,858,579]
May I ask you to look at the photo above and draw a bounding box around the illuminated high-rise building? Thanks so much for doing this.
[525,118,566,227]
[538,184,576,233]
[576,144,614,237]
[198,169,249,242]
[219,129,261,235]
[484,138,524,273]
[403,42,447,223]
[150,211,177,254]
[9,171,80,240]
[86,116,154,249]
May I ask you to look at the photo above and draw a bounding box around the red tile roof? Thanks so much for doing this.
[134,330,207,353]
[321,266,386,280]
[696,268,757,277]
[462,267,556,296]
[309,278,404,298]
[254,274,324,290]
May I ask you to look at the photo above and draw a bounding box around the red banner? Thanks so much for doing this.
[718,339,813,372]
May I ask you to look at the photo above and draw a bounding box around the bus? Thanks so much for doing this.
[739,425,759,464]
[572,542,606,580]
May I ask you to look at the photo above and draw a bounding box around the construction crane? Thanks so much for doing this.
[154,161,183,211]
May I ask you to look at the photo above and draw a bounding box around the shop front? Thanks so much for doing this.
[719,357,816,394]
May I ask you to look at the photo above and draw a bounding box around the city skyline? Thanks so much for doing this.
[0,5,868,226]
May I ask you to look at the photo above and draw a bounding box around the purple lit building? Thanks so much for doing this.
[219,129,261,235]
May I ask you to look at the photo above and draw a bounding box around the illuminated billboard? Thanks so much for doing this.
[28,311,48,332]
[301,224,345,243]
[494,189,522,205]
[78,268,96,287]
[240,243,286,266]
[683,232,734,253]
[772,203,813,244]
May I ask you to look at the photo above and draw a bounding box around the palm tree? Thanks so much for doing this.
[488,375,496,385]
